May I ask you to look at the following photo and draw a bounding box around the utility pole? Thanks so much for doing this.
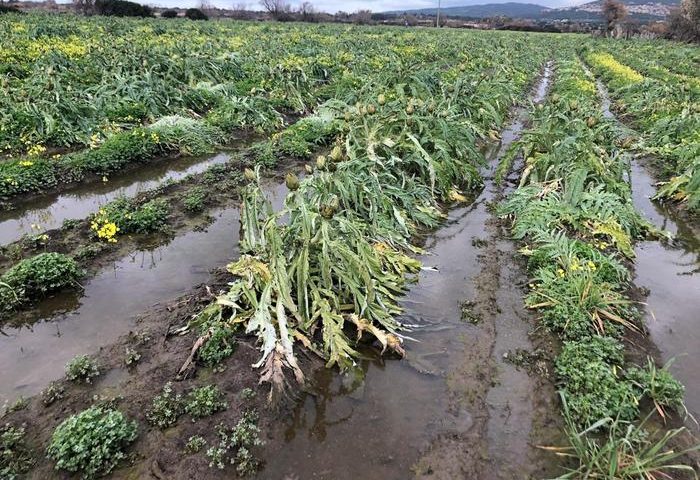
[436,0,441,27]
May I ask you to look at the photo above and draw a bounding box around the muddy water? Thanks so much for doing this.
[0,152,235,246]
[0,180,289,405]
[630,163,700,426]
[258,66,555,480]
[592,74,700,427]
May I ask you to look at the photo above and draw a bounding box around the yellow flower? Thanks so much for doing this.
[19,160,34,167]
[557,268,565,278]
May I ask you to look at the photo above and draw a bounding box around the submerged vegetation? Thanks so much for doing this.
[0,11,697,479]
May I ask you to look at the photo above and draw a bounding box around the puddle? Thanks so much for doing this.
[0,152,235,246]
[592,71,700,428]
[0,180,289,405]
[257,65,554,479]
[630,162,700,426]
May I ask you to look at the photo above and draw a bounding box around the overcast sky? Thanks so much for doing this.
[140,0,588,12]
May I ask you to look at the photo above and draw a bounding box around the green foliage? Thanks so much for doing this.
[41,382,65,407]
[65,355,100,383]
[556,337,639,428]
[184,385,227,420]
[146,382,183,429]
[558,395,700,479]
[206,411,264,475]
[185,435,206,454]
[197,322,236,369]
[124,347,141,366]
[0,252,80,313]
[47,406,138,479]
[183,186,209,213]
[100,197,169,235]
[0,423,34,479]
[627,359,686,417]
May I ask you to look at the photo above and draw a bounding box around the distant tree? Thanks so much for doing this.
[260,0,291,20]
[73,0,95,15]
[298,1,317,22]
[95,0,153,17]
[231,2,252,19]
[667,0,700,43]
[601,0,628,37]
[161,9,178,17]
[185,7,208,19]
[353,9,372,24]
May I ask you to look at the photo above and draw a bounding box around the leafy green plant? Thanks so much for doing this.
[146,382,183,429]
[0,252,80,313]
[185,435,206,454]
[627,358,686,420]
[184,385,227,421]
[65,355,100,383]
[556,395,699,480]
[41,382,65,407]
[555,337,639,428]
[47,406,138,479]
[0,423,34,479]
[206,411,264,475]
[183,186,209,213]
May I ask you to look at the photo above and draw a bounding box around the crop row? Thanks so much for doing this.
[499,56,695,476]
[584,46,700,213]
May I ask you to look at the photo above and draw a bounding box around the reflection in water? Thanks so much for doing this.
[0,180,289,405]
[0,152,235,245]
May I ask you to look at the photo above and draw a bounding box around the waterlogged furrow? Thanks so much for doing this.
[0,180,290,405]
[499,56,698,476]
[0,152,232,245]
[583,47,700,213]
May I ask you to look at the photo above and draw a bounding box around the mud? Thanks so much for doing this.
[2,270,295,480]
[255,64,560,480]
[0,179,290,406]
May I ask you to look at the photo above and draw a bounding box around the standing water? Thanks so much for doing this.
[0,179,289,405]
[0,152,236,245]
[257,65,555,479]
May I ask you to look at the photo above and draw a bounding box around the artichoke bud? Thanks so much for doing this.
[285,172,300,191]
[330,146,343,162]
[405,104,414,115]
[377,94,386,105]
[367,104,376,115]
[316,155,327,169]
[244,168,256,182]
[305,164,314,174]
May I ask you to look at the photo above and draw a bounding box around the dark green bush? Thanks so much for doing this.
[47,406,138,479]
[185,8,208,20]
[161,9,178,18]
[0,253,80,312]
[95,0,153,17]
[100,197,169,234]
[556,336,639,428]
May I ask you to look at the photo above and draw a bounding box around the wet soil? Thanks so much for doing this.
[2,269,307,480]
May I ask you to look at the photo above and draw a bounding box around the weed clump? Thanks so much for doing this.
[185,385,227,421]
[65,355,100,383]
[0,253,80,313]
[146,382,183,429]
[183,186,209,213]
[0,423,34,479]
[206,411,264,475]
[47,406,138,479]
